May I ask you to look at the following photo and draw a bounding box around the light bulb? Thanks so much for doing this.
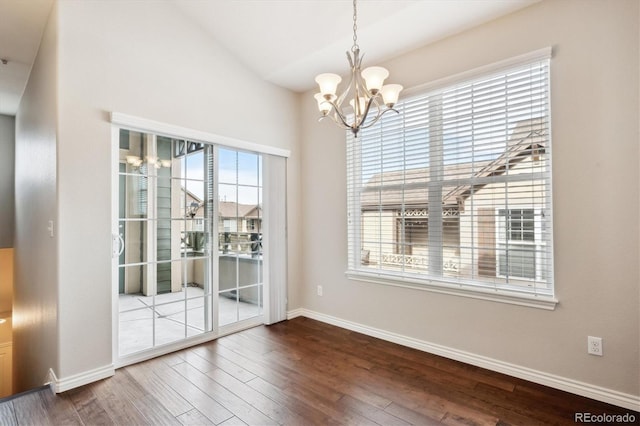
[315,73,342,98]
[380,84,403,107]
[314,93,333,115]
[361,66,389,94]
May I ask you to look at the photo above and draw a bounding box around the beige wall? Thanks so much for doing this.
[300,0,639,401]
[0,115,15,249]
[13,2,59,392]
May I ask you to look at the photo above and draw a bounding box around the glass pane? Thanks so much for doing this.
[187,296,208,336]
[238,256,262,287]
[219,184,237,204]
[237,151,259,186]
[120,130,148,176]
[238,285,262,321]
[219,254,237,293]
[155,299,186,346]
[219,290,238,326]
[237,185,259,206]
[120,175,150,218]
[499,244,536,280]
[184,257,210,291]
[119,220,148,265]
[218,148,237,184]
[119,307,153,356]
[186,150,205,181]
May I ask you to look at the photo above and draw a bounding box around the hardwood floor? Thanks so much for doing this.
[0,317,637,425]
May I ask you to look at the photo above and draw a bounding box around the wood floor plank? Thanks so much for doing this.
[206,367,310,426]
[146,358,234,425]
[171,362,278,426]
[88,377,150,425]
[333,394,412,426]
[107,368,181,426]
[38,390,83,426]
[218,416,249,426]
[246,376,338,425]
[65,385,114,425]
[178,349,217,374]
[384,401,443,426]
[125,358,194,417]
[190,344,257,383]
[0,401,17,426]
[176,408,214,426]
[12,391,52,426]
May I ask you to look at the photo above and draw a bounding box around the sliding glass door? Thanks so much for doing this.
[116,130,264,359]
[217,148,263,326]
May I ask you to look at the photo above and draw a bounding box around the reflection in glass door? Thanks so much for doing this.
[117,131,214,356]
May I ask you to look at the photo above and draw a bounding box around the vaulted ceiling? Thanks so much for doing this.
[0,0,538,116]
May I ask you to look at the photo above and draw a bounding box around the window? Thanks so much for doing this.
[346,49,554,302]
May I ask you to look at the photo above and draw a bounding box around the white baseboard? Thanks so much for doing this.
[286,308,305,320]
[287,308,640,412]
[46,364,115,393]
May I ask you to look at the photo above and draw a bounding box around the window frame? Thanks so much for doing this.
[345,48,557,310]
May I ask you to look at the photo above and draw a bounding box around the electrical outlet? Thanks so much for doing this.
[317,285,323,296]
[588,336,603,356]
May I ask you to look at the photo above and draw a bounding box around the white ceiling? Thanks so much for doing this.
[0,0,538,116]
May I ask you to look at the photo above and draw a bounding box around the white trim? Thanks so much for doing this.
[110,126,120,370]
[46,365,115,393]
[111,112,290,158]
[346,270,558,310]
[289,309,639,412]
[286,308,305,320]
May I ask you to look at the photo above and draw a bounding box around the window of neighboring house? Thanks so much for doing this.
[223,219,237,232]
[496,208,540,281]
[346,49,554,305]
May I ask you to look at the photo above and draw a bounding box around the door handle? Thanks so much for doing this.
[112,233,125,258]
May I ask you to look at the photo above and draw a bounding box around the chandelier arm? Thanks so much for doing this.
[320,97,354,130]
[336,78,353,108]
[359,106,400,131]
[318,113,351,131]
[332,106,355,130]
[355,93,377,129]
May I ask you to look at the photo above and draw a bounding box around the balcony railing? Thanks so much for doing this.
[381,254,459,273]
[182,231,262,257]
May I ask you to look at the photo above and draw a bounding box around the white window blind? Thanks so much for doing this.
[347,51,553,299]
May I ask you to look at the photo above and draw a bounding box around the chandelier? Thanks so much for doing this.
[314,0,403,136]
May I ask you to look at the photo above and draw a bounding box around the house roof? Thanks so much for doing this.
[219,201,261,219]
[361,119,547,209]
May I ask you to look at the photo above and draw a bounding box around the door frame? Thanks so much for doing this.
[110,113,289,368]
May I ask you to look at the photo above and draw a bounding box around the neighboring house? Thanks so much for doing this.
[218,201,262,234]
[360,119,548,289]
[218,201,262,257]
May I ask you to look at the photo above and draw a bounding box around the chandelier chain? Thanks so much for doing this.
[351,0,359,52]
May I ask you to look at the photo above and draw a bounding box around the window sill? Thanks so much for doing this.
[345,270,558,310]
